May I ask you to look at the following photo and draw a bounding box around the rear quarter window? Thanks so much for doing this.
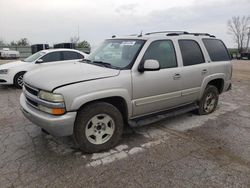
[202,39,230,61]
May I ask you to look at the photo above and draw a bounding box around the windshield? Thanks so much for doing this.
[23,51,46,63]
[87,39,145,69]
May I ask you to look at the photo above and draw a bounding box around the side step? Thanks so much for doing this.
[128,103,198,127]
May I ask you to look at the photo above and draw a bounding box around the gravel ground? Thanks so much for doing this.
[0,60,250,187]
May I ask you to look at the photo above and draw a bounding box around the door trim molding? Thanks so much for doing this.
[134,91,181,106]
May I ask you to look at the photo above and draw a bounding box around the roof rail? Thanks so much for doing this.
[187,33,216,38]
[145,31,189,35]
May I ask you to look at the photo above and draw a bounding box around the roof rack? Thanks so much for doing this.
[144,31,215,38]
[187,33,215,38]
[145,31,189,35]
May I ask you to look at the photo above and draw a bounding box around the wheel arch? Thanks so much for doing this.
[76,96,129,123]
[200,75,225,99]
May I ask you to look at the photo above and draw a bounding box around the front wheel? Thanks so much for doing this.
[14,72,25,89]
[73,102,124,153]
[197,85,219,115]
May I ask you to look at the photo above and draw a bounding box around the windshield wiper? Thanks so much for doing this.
[92,61,113,68]
[81,59,118,69]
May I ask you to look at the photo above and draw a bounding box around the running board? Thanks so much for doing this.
[128,103,198,127]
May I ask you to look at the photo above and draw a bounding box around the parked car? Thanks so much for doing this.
[20,31,232,153]
[0,49,87,88]
[0,48,20,59]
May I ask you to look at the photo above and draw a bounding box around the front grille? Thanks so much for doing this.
[25,84,39,96]
[26,97,38,107]
[24,83,39,109]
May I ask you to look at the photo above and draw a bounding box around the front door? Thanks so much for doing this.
[132,40,183,117]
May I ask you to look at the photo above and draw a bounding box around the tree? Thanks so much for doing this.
[10,41,17,46]
[17,38,29,46]
[0,39,5,46]
[77,40,91,51]
[227,16,250,53]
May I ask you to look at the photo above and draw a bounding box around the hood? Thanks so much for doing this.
[24,62,120,91]
[0,60,29,69]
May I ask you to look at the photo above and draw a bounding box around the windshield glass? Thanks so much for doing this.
[23,51,46,63]
[87,39,145,69]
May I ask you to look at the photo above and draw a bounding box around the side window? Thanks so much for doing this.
[179,40,205,66]
[142,40,177,69]
[41,52,62,63]
[77,53,84,59]
[202,39,230,61]
[62,51,82,60]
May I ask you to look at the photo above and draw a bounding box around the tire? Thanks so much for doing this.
[73,102,124,153]
[197,85,219,115]
[14,72,25,89]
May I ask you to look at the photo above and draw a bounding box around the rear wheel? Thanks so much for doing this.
[14,72,25,89]
[74,102,124,153]
[197,85,219,115]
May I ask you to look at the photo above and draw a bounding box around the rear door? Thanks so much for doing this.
[178,39,210,103]
[39,51,63,64]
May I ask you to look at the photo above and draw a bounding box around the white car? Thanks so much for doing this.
[0,48,20,59]
[0,49,87,88]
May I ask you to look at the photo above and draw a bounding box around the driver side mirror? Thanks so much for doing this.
[36,59,43,64]
[138,59,160,72]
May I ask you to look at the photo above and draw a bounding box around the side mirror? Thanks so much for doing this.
[138,59,160,72]
[36,59,43,64]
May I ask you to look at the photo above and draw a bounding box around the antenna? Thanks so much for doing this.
[138,30,143,37]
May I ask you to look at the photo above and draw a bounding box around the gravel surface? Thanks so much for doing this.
[0,60,250,187]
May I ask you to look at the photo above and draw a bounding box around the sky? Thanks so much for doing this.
[0,0,250,48]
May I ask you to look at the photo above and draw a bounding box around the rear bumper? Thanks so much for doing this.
[20,93,76,136]
[223,80,232,92]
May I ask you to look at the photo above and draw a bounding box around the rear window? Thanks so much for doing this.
[62,51,82,60]
[179,40,205,66]
[202,39,230,61]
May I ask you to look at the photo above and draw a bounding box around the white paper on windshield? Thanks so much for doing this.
[121,41,136,46]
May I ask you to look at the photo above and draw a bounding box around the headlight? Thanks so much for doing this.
[0,69,9,74]
[38,90,64,102]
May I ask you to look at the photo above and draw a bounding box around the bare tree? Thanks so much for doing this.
[227,16,250,53]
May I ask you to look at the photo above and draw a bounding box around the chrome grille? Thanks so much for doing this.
[24,84,39,96]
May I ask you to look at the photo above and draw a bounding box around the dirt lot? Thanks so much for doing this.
[0,60,250,187]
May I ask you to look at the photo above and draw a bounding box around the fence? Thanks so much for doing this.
[0,46,90,59]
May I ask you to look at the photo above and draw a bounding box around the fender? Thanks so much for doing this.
[69,88,132,118]
[199,73,226,99]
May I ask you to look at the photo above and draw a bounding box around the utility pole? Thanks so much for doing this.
[246,27,250,53]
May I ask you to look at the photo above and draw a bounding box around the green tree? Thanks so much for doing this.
[77,40,91,51]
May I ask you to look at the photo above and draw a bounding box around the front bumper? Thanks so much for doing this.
[20,93,76,136]
[0,74,13,85]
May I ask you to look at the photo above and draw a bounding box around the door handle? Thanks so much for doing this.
[202,69,208,74]
[173,73,181,80]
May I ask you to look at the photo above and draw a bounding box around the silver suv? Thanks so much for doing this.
[20,31,232,153]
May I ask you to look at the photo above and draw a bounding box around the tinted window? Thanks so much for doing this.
[77,53,84,59]
[143,40,177,69]
[179,40,205,66]
[41,52,62,62]
[202,39,230,61]
[62,51,83,60]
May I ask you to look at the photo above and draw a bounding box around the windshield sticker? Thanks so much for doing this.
[121,41,136,46]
